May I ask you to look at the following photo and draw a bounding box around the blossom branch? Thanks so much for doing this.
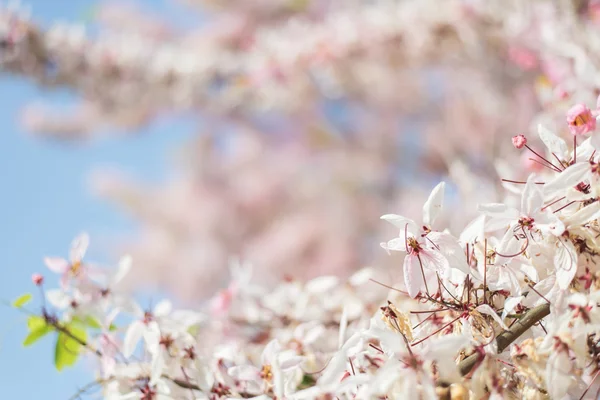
[458,303,551,376]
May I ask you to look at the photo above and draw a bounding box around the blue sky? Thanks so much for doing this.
[0,1,196,397]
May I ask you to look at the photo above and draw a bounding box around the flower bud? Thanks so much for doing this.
[32,273,44,286]
[512,134,527,149]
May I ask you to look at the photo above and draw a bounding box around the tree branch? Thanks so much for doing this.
[458,303,550,376]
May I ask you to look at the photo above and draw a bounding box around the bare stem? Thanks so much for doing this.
[458,303,550,376]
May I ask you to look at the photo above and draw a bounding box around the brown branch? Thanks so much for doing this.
[458,303,550,376]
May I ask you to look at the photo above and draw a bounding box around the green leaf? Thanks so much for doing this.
[12,293,32,308]
[27,315,46,331]
[54,325,86,371]
[23,320,52,347]
[72,316,102,330]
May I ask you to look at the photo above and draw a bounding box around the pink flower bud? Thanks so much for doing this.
[567,104,596,136]
[512,134,527,149]
[32,273,44,286]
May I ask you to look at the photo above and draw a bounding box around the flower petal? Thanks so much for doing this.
[44,257,69,274]
[422,182,445,227]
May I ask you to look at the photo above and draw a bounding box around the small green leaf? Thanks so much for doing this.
[12,293,32,308]
[23,322,52,347]
[109,323,118,332]
[54,325,86,371]
[27,316,46,331]
[72,316,102,330]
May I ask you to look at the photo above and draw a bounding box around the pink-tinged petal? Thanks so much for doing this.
[123,320,144,358]
[422,182,445,228]
[544,162,589,195]
[403,255,423,299]
[419,249,449,274]
[69,233,89,262]
[44,257,69,274]
[567,103,596,136]
[521,175,544,216]
[475,304,508,330]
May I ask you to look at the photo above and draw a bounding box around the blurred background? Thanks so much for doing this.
[1,0,598,398]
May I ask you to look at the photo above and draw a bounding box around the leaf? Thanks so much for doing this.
[73,316,102,330]
[54,325,86,371]
[12,293,32,308]
[27,316,46,331]
[23,316,52,347]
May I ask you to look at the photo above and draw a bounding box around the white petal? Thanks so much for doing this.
[475,304,508,330]
[545,351,573,399]
[544,162,589,195]
[261,339,281,365]
[305,276,339,293]
[538,124,568,159]
[69,232,89,262]
[153,299,172,317]
[150,350,165,386]
[565,201,600,226]
[123,320,144,358]
[380,214,419,233]
[228,365,259,381]
[46,289,71,309]
[143,321,161,354]
[459,214,486,245]
[521,175,544,216]
[112,255,132,285]
[555,237,578,290]
[501,296,524,320]
[419,249,450,274]
[422,182,445,227]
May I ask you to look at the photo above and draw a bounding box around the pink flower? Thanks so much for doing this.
[567,104,596,136]
[44,233,90,288]
[31,273,44,286]
[512,134,527,149]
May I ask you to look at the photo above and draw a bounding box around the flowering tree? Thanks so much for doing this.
[9,0,600,398]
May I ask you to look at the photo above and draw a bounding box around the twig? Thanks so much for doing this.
[458,303,550,376]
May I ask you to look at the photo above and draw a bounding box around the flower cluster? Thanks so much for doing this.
[16,104,600,398]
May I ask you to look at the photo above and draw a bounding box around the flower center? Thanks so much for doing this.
[407,237,422,253]
[260,364,273,382]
